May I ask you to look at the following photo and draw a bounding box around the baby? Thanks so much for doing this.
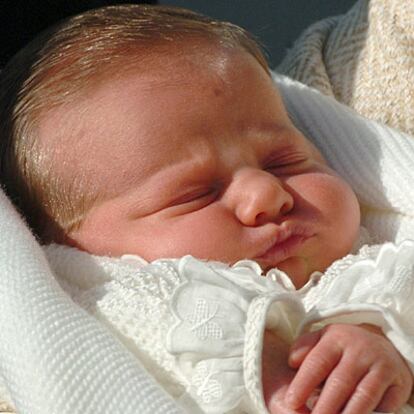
[0,4,412,414]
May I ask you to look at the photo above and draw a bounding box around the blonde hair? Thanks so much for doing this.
[0,4,269,242]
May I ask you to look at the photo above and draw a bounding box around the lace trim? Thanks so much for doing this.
[304,241,414,315]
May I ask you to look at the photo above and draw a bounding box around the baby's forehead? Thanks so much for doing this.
[39,46,279,168]
[36,48,233,159]
[113,41,253,83]
[50,43,265,126]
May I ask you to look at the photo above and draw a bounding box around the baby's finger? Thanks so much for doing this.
[341,370,389,414]
[376,383,412,413]
[289,330,322,369]
[285,343,341,409]
[310,360,366,414]
[268,396,311,414]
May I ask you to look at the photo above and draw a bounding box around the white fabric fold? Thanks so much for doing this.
[166,256,304,413]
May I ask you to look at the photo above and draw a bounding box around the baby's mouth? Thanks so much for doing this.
[253,225,314,269]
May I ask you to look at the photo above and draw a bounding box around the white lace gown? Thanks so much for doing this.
[45,240,414,414]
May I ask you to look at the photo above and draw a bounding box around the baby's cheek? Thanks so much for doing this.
[295,171,359,219]
[149,207,245,261]
[331,177,361,230]
[290,171,361,247]
[319,175,361,256]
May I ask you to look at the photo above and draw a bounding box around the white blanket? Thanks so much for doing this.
[0,187,185,414]
[1,74,414,413]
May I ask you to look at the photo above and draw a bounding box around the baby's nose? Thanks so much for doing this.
[228,169,294,226]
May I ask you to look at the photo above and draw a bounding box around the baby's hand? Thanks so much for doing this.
[285,324,413,414]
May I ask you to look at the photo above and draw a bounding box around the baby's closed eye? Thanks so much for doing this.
[263,153,310,175]
[166,187,220,213]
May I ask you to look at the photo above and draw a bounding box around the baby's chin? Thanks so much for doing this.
[263,256,313,289]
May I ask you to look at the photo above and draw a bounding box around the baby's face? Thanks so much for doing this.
[41,47,360,287]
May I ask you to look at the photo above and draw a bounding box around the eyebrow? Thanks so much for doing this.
[246,121,291,140]
[119,154,218,207]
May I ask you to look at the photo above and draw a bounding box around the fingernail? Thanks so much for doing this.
[306,394,319,410]
[305,389,321,411]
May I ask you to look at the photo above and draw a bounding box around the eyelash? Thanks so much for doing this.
[264,153,308,172]
[171,188,218,206]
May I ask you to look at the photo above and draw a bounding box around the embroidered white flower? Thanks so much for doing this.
[185,298,224,341]
[191,361,222,404]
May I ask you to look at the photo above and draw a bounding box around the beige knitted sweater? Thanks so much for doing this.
[278,0,414,135]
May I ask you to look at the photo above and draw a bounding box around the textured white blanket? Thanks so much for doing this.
[1,74,414,413]
[0,175,184,413]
